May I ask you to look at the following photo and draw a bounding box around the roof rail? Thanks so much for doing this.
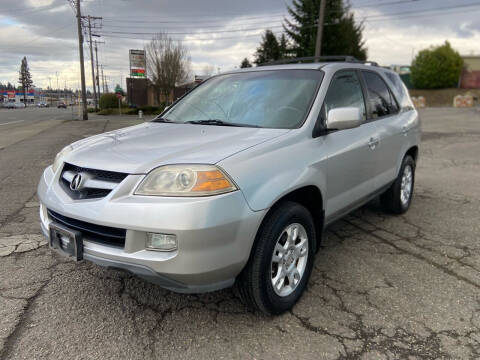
[258,56,379,67]
[258,56,359,66]
[362,61,379,67]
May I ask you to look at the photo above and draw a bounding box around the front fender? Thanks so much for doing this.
[219,133,327,212]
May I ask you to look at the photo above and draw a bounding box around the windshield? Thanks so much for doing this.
[161,70,323,129]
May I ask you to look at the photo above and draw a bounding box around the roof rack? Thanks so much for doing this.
[258,56,379,67]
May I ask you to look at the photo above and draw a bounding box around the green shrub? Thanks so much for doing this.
[99,93,119,109]
[137,104,166,114]
[97,108,116,115]
[87,107,97,113]
[411,41,463,89]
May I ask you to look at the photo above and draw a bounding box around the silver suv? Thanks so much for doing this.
[38,58,420,314]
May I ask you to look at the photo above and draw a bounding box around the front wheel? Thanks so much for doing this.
[237,202,315,315]
[381,155,415,214]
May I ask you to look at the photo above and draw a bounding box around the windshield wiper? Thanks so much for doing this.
[186,119,260,128]
[152,117,176,123]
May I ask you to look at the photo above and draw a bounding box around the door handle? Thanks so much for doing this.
[402,126,409,136]
[368,137,379,150]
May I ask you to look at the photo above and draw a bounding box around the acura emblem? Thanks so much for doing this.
[70,174,83,191]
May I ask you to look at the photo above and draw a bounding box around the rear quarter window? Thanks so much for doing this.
[384,72,414,111]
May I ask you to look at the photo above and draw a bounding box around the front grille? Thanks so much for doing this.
[63,163,128,182]
[60,163,129,200]
[47,209,126,248]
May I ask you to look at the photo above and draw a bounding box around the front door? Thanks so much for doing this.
[321,70,380,221]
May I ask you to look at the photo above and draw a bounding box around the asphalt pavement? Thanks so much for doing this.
[0,107,479,359]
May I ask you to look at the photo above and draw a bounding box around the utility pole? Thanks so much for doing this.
[100,65,106,93]
[314,0,327,58]
[74,0,88,120]
[56,71,59,103]
[94,40,103,100]
[86,16,98,111]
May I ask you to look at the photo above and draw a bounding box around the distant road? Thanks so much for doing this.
[0,106,80,125]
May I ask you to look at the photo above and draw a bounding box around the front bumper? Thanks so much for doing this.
[38,166,266,293]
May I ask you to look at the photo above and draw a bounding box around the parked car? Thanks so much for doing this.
[57,102,67,109]
[37,58,420,314]
[3,102,25,109]
[37,102,49,108]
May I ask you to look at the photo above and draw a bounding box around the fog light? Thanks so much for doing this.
[146,233,177,251]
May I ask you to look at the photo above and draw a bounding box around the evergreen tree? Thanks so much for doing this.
[240,58,253,68]
[18,56,33,104]
[284,0,367,60]
[254,30,281,65]
[278,33,292,58]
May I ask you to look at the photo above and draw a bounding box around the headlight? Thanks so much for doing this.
[135,165,237,197]
[52,145,73,173]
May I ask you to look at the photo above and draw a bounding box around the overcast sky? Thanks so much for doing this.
[1,0,480,91]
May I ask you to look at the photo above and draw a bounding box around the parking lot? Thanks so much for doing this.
[0,107,479,359]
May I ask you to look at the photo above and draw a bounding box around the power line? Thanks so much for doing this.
[101,13,287,23]
[11,22,74,48]
[0,3,69,16]
[94,31,285,42]
[356,0,480,19]
[101,19,285,30]
[98,24,286,36]
[352,0,429,8]
[97,1,480,37]
[361,5,480,23]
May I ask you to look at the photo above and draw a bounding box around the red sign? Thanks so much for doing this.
[7,91,15,98]
[116,93,122,99]
[131,68,146,77]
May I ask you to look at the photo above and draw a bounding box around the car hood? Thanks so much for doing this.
[64,122,289,174]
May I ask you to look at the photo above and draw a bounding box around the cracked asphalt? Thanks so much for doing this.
[0,107,479,359]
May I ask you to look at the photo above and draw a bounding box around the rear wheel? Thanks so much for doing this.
[237,202,315,314]
[381,155,415,214]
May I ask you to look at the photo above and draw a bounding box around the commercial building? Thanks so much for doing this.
[460,55,480,89]
[1,90,35,104]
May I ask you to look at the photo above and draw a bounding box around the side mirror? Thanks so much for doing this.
[326,107,362,131]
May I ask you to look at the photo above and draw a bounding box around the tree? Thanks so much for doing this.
[99,93,118,109]
[278,33,290,58]
[240,58,252,68]
[410,41,463,89]
[284,0,367,60]
[146,33,191,103]
[254,30,281,65]
[18,56,33,105]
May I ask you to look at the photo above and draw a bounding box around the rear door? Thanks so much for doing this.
[360,70,404,188]
[322,70,380,220]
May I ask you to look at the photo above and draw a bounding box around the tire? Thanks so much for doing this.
[381,155,415,214]
[237,201,316,315]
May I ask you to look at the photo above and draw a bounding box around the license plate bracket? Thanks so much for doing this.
[49,223,83,261]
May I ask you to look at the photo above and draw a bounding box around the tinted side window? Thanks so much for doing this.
[362,71,398,118]
[323,70,366,121]
[385,72,414,111]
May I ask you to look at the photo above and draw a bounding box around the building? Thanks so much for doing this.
[127,75,207,107]
[460,55,480,89]
[1,90,35,104]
